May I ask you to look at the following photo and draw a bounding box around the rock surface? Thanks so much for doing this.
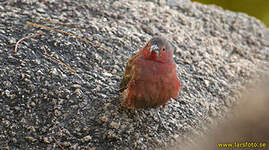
[0,0,268,149]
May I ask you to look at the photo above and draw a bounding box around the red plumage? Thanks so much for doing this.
[120,36,180,109]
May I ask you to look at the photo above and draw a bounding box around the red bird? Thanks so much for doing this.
[120,36,181,110]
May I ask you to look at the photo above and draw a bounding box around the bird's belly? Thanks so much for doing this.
[133,73,172,108]
[126,59,177,109]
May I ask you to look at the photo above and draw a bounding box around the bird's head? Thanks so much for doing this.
[140,36,174,63]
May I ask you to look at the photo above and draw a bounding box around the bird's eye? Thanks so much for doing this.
[162,48,166,51]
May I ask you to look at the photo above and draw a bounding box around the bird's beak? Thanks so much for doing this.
[150,44,159,56]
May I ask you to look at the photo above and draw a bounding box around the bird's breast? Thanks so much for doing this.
[135,58,176,80]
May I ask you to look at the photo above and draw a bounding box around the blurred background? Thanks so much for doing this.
[192,0,269,27]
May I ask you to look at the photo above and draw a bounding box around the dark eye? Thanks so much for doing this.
[162,48,166,51]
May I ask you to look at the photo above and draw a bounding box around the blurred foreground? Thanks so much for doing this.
[170,78,269,150]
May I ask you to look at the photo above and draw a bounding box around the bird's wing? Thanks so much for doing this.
[119,54,139,92]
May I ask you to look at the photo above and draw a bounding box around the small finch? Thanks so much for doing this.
[120,36,181,110]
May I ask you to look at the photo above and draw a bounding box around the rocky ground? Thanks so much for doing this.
[0,0,268,150]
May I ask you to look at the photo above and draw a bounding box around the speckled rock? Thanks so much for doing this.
[0,0,268,150]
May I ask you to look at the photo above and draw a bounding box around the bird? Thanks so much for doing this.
[119,36,181,110]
